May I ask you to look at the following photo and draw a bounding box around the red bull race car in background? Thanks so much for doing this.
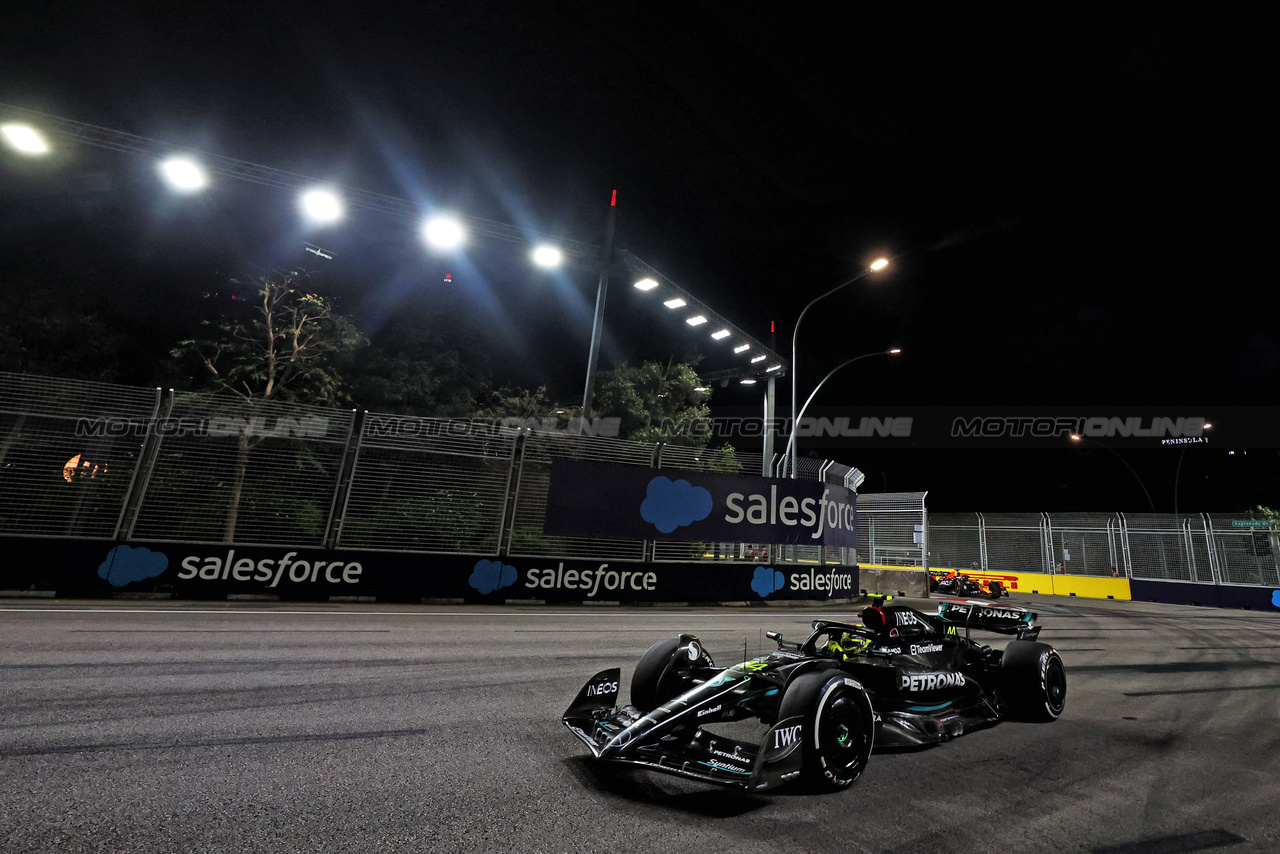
[563,596,1065,793]
[930,569,1008,599]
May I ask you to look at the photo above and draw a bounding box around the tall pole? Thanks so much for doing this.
[581,191,618,418]
[1070,434,1155,512]
[782,350,899,466]
[762,376,775,476]
[790,260,888,475]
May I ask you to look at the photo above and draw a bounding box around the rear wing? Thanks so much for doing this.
[936,600,1041,640]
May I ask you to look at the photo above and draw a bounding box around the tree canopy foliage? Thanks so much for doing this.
[592,359,711,447]
[0,272,135,382]
[167,271,366,406]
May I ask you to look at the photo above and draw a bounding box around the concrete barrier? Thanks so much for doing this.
[858,564,930,598]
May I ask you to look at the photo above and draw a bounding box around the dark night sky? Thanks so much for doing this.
[1,4,1273,512]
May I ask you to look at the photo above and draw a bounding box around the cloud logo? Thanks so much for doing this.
[469,560,517,595]
[1272,590,1280,609]
[98,546,168,587]
[640,476,713,534]
[751,566,785,598]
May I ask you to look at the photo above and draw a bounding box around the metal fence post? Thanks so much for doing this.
[111,387,163,541]
[497,430,527,557]
[120,389,174,541]
[323,410,362,549]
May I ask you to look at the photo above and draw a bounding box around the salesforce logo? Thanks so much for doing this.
[1272,590,1280,609]
[98,545,168,587]
[640,476,713,534]
[469,559,518,594]
[751,566,785,597]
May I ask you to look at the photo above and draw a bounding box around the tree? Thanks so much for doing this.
[168,271,366,541]
[0,272,134,382]
[344,316,491,417]
[593,359,712,447]
[170,271,365,405]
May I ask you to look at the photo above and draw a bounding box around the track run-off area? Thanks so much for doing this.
[2,595,1278,854]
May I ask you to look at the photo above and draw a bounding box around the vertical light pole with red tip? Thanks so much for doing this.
[581,190,618,418]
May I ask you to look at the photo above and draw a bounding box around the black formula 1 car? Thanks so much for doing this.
[930,570,1007,599]
[562,597,1065,793]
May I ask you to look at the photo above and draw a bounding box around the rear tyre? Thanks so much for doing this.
[631,637,712,712]
[776,672,874,791]
[1001,641,1066,721]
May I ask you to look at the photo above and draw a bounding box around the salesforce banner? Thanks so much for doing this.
[0,536,858,604]
[543,459,857,548]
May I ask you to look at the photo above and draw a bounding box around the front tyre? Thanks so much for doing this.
[1001,641,1066,721]
[776,672,874,791]
[631,636,713,712]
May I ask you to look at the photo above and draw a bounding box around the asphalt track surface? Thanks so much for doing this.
[2,595,1278,854]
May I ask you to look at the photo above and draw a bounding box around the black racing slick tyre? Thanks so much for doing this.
[630,637,713,712]
[987,581,1004,599]
[1001,641,1066,722]
[776,672,875,791]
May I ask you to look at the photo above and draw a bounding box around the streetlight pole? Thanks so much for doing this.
[1172,422,1213,519]
[581,191,618,418]
[783,349,901,468]
[790,258,889,476]
[1070,434,1156,512]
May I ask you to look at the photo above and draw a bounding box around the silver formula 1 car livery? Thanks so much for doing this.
[562,597,1066,792]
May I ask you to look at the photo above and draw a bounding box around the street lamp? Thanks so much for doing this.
[790,257,890,475]
[783,348,901,467]
[158,156,208,193]
[1173,421,1212,518]
[1069,433,1155,512]
[299,187,344,224]
[0,123,49,155]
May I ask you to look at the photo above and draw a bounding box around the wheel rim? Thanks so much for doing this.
[818,693,869,778]
[1045,657,1066,713]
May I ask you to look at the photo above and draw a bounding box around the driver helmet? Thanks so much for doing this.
[826,632,872,658]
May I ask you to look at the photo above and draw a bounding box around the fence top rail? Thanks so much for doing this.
[857,491,926,511]
[976,513,1046,529]
[0,372,160,419]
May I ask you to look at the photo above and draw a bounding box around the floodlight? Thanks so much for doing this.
[300,188,344,224]
[766,364,782,372]
[423,216,465,248]
[889,348,902,354]
[734,344,750,353]
[740,379,757,385]
[158,157,208,193]
[1,123,49,155]
[531,245,562,267]
[711,329,730,340]
[663,298,686,309]
[869,257,890,272]
[634,278,659,291]
[686,315,708,326]
[750,354,767,363]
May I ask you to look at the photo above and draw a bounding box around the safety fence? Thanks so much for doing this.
[0,372,921,567]
[6,372,1271,586]
[929,512,1279,587]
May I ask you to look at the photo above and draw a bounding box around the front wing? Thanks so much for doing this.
[562,669,805,792]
